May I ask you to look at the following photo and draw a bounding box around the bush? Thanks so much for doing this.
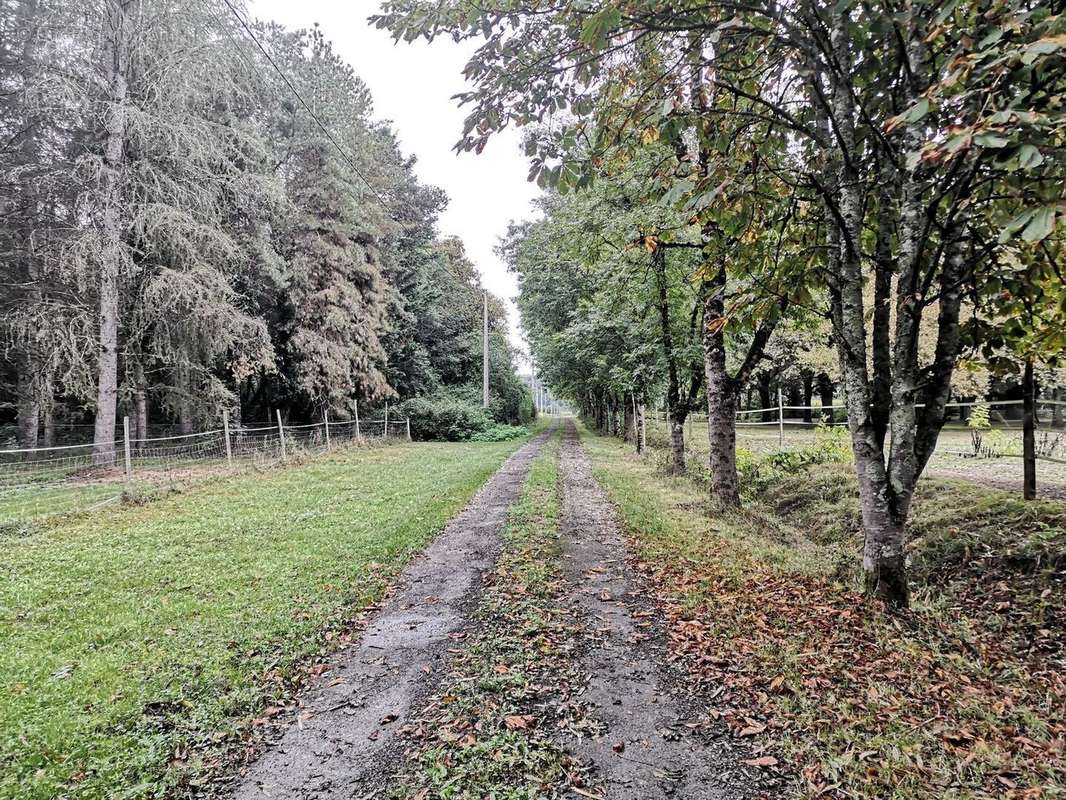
[468,424,528,442]
[398,397,492,441]
[738,424,851,496]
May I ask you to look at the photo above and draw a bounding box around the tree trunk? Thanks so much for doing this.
[623,394,634,444]
[175,362,195,436]
[706,382,740,506]
[818,374,834,423]
[758,374,772,422]
[632,391,646,454]
[16,360,40,451]
[41,400,55,448]
[703,261,741,507]
[786,383,801,410]
[802,373,814,423]
[871,172,895,452]
[133,362,148,447]
[13,0,42,454]
[654,245,689,473]
[92,0,133,467]
[1023,358,1036,500]
[829,7,907,607]
[668,420,686,473]
[637,396,646,453]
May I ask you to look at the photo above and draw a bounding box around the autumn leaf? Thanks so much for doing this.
[504,714,533,730]
[744,755,779,768]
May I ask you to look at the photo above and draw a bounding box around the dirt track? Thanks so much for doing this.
[556,422,758,799]
[226,420,760,798]
[229,430,552,799]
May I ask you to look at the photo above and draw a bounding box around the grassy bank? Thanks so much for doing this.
[0,437,528,800]
[582,424,1065,799]
[392,431,590,799]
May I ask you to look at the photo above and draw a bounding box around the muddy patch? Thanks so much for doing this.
[556,422,761,799]
[227,430,552,800]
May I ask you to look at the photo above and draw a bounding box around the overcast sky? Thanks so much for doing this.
[250,0,539,364]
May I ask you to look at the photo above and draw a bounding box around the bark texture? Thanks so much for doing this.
[92,0,134,466]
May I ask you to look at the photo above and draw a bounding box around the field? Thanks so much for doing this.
[651,416,1066,498]
[0,436,528,800]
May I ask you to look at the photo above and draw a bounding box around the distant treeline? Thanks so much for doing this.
[0,0,530,454]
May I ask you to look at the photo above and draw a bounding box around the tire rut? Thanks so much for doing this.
[557,420,759,799]
[227,427,555,800]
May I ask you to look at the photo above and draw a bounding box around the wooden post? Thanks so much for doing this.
[223,409,233,468]
[122,415,132,481]
[406,417,411,441]
[354,398,360,439]
[1023,358,1037,500]
[384,401,389,439]
[324,408,331,451]
[777,386,785,447]
[276,408,286,459]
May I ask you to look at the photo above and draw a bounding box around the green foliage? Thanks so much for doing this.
[736,425,852,496]
[398,396,493,441]
[0,5,532,440]
[468,423,529,442]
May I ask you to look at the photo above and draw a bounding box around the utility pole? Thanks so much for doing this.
[482,291,489,408]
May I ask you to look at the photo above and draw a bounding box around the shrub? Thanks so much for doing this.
[398,397,492,441]
[468,424,528,442]
[738,424,851,497]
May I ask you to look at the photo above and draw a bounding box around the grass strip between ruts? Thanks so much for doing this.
[391,430,600,799]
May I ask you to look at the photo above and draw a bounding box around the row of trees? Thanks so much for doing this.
[377,0,1064,606]
[0,0,528,458]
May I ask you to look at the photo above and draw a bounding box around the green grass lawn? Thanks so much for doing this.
[0,437,528,800]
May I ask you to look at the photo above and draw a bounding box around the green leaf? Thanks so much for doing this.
[998,209,1034,243]
[888,98,929,132]
[580,7,621,50]
[974,132,1009,148]
[1016,144,1044,169]
[1020,206,1055,243]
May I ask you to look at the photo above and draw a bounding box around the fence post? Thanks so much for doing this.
[354,398,360,439]
[276,408,287,459]
[384,401,389,439]
[1023,358,1037,500]
[324,408,331,451]
[777,386,785,447]
[223,409,233,468]
[122,415,132,482]
[406,416,411,441]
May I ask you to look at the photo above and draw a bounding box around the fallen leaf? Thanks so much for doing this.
[744,756,778,768]
[504,714,533,730]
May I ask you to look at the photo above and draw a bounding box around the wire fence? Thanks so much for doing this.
[643,397,1066,497]
[0,412,412,527]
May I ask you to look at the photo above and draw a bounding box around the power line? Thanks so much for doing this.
[217,0,393,214]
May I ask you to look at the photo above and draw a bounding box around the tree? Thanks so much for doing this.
[376,0,1064,605]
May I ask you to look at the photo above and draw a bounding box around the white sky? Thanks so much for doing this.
[250,0,539,364]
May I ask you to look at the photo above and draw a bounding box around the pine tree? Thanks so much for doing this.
[285,132,391,416]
